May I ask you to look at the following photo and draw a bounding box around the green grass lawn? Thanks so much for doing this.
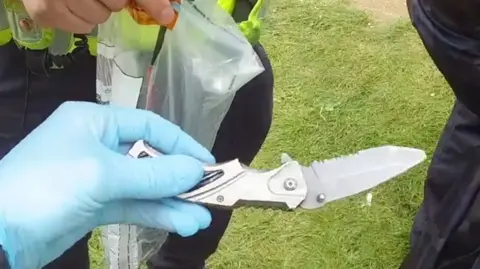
[90,0,454,268]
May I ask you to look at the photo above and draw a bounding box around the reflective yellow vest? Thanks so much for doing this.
[0,0,268,57]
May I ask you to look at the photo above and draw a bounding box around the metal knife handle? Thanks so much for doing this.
[127,140,308,210]
[127,140,233,191]
[178,160,309,210]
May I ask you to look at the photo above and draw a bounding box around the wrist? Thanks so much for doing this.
[0,215,31,269]
[0,244,10,269]
[0,215,42,269]
[0,223,12,269]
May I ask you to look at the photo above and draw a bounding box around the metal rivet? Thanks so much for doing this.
[284,178,297,191]
[19,18,33,32]
[216,195,224,202]
[317,193,326,203]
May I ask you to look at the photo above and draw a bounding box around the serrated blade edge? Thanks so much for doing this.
[300,146,426,209]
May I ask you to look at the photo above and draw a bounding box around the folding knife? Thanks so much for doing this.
[128,140,426,210]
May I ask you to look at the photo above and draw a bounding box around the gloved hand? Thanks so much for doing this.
[0,101,215,269]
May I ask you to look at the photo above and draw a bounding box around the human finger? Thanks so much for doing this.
[136,0,175,25]
[22,0,94,33]
[52,6,95,33]
[97,199,212,236]
[100,0,127,11]
[67,0,111,25]
[104,154,205,201]
[103,105,215,164]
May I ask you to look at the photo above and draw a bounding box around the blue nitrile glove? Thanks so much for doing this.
[0,101,215,269]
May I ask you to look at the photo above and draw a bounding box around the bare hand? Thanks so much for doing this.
[22,0,175,33]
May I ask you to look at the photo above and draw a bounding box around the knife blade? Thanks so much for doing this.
[298,146,427,209]
[127,140,426,210]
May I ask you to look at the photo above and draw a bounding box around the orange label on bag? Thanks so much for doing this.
[127,0,180,29]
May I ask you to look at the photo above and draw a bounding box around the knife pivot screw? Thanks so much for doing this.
[216,195,224,203]
[317,193,326,203]
[284,178,298,191]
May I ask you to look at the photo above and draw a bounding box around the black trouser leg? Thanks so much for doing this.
[147,44,274,269]
[0,41,97,269]
[407,0,480,247]
[410,101,480,246]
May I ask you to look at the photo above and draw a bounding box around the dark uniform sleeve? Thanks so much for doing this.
[0,245,9,269]
[407,0,480,117]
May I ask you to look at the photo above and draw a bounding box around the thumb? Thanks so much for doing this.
[104,154,205,201]
[136,0,175,25]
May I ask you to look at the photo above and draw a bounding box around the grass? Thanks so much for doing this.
[90,0,454,268]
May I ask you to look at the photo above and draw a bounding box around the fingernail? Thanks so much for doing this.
[159,8,175,25]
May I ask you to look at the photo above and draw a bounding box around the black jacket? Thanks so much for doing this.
[407,0,480,117]
[420,0,480,38]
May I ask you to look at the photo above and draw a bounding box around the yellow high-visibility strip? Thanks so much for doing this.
[0,29,11,45]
